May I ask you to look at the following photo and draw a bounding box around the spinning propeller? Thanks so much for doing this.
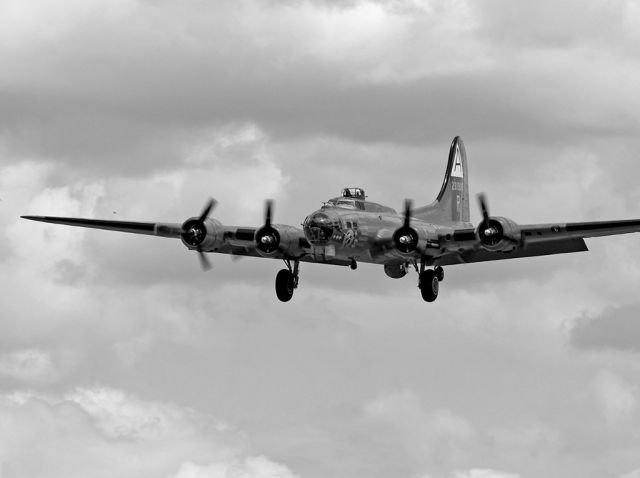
[181,198,217,270]
[255,199,280,254]
[393,199,419,254]
[476,193,517,247]
[477,193,500,243]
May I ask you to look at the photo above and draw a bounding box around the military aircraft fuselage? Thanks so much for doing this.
[302,194,439,265]
[304,200,395,261]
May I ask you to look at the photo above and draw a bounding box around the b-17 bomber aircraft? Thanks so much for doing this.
[22,137,640,302]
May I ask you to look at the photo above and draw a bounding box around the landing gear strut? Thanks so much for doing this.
[275,259,300,302]
[418,264,444,302]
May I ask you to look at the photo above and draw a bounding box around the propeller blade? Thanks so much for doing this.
[265,199,273,228]
[197,248,212,271]
[403,199,412,228]
[478,193,490,224]
[198,198,217,223]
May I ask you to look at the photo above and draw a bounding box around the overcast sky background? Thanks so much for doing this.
[2,1,640,477]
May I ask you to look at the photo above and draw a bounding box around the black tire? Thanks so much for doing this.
[275,269,295,302]
[435,266,444,282]
[420,270,439,302]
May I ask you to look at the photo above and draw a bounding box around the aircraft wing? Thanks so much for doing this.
[434,237,589,265]
[20,216,184,237]
[520,219,640,241]
[19,214,352,267]
[434,218,640,266]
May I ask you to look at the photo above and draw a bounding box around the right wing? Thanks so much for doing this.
[20,216,184,237]
[20,215,351,267]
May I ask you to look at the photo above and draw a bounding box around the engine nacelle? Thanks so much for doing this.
[392,223,439,256]
[180,217,223,251]
[477,216,521,252]
[384,263,408,279]
[255,225,302,257]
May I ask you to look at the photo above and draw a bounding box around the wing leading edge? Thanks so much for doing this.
[21,215,184,238]
[19,214,351,266]
[523,219,640,241]
[436,218,640,266]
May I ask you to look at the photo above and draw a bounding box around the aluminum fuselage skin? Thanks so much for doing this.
[301,199,464,265]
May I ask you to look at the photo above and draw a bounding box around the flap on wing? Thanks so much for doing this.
[433,238,588,266]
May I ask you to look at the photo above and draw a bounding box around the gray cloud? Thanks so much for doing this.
[570,304,640,353]
[4,1,640,477]
[5,65,638,172]
[2,0,639,179]
[0,387,298,478]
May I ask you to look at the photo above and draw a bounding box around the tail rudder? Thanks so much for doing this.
[413,136,470,225]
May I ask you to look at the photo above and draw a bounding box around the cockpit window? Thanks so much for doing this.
[334,199,357,209]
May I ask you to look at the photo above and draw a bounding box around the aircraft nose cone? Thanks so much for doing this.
[303,212,337,245]
[313,214,331,227]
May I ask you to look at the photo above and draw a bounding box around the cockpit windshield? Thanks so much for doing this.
[334,199,357,209]
[321,188,396,214]
[325,198,365,210]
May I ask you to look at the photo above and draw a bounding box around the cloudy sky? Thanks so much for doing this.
[2,0,640,477]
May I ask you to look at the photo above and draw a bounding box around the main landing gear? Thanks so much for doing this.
[275,259,300,302]
[418,265,444,302]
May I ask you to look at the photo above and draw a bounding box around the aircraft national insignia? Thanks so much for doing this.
[450,144,464,178]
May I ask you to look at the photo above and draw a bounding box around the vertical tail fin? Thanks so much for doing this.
[413,136,470,225]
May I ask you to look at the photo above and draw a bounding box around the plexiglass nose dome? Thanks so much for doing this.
[303,212,336,245]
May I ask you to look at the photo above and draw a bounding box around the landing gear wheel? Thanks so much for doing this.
[276,269,295,302]
[275,269,295,302]
[434,266,444,282]
[419,269,439,302]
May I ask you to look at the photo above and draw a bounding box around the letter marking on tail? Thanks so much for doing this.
[451,144,464,178]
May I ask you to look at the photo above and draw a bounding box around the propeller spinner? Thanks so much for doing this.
[181,198,217,270]
[393,199,419,254]
[476,193,505,246]
[256,199,280,255]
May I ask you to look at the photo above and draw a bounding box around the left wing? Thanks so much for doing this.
[521,219,640,241]
[433,218,640,266]
[433,237,588,266]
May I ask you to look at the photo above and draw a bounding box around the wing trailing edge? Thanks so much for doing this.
[433,237,588,266]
